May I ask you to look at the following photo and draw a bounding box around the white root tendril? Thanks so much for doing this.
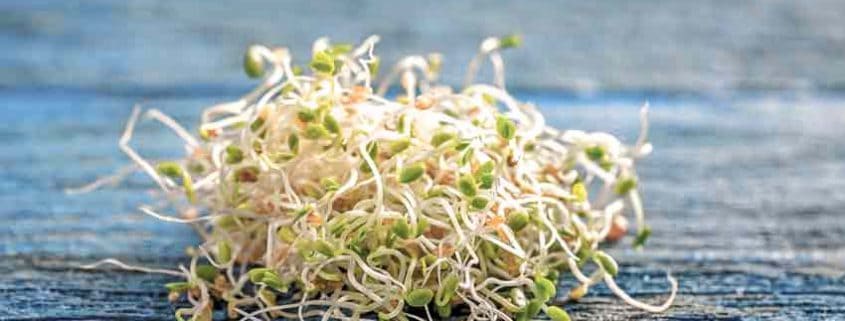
[71,35,673,321]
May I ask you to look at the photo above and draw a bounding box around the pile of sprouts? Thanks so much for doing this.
[76,35,677,321]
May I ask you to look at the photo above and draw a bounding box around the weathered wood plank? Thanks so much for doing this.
[3,91,845,319]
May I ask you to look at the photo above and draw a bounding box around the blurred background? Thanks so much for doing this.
[4,0,845,93]
[2,1,845,320]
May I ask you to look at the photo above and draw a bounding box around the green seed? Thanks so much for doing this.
[368,56,380,78]
[310,50,335,75]
[634,226,652,249]
[533,276,556,302]
[614,177,637,195]
[585,146,604,161]
[261,272,287,291]
[389,138,411,155]
[479,173,494,189]
[405,288,434,307]
[248,268,274,283]
[457,175,478,197]
[323,114,340,134]
[181,171,195,204]
[217,241,231,263]
[572,181,588,202]
[495,115,516,140]
[313,239,335,257]
[165,281,192,292]
[243,45,265,78]
[225,145,244,164]
[291,65,303,76]
[431,131,456,147]
[594,251,619,276]
[391,218,411,239]
[436,303,452,318]
[435,274,460,306]
[398,164,425,183]
[329,43,353,55]
[156,161,182,179]
[524,299,544,318]
[470,196,489,210]
[321,177,340,191]
[546,306,571,321]
[499,34,523,49]
[195,264,217,282]
[249,117,265,132]
[276,226,296,243]
[303,124,330,139]
[288,133,300,153]
[415,217,429,236]
[297,108,316,122]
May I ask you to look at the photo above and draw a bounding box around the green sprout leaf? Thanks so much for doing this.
[156,161,183,179]
[391,218,412,239]
[165,282,192,292]
[572,181,588,202]
[195,264,218,282]
[585,146,604,161]
[323,114,341,134]
[614,177,637,195]
[436,274,459,306]
[507,211,530,232]
[368,56,380,78]
[243,45,265,78]
[389,138,411,155]
[405,288,434,307]
[458,175,478,197]
[399,164,425,183]
[217,241,231,263]
[431,131,456,147]
[470,196,489,210]
[594,251,619,276]
[499,34,523,49]
[547,306,571,321]
[496,115,516,140]
[310,50,335,75]
[524,298,544,319]
[634,226,652,249]
[303,124,330,140]
[225,145,244,164]
[532,276,556,302]
[288,133,300,153]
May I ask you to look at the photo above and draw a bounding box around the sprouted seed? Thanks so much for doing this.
[73,35,677,321]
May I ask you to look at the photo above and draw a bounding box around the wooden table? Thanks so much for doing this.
[3,90,843,320]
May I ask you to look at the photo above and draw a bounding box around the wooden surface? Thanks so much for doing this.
[2,89,844,320]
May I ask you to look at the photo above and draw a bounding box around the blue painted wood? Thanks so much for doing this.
[2,89,845,320]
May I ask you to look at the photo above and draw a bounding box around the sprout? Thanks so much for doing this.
[546,306,571,321]
[594,251,619,276]
[243,45,265,78]
[405,288,434,307]
[78,36,672,321]
[457,175,478,197]
[615,177,638,195]
[165,282,192,292]
[310,50,335,75]
[156,161,182,179]
[496,114,516,140]
[499,34,522,49]
[195,264,218,282]
[634,226,652,249]
[398,164,425,183]
[225,145,244,164]
[507,211,530,232]
[533,276,557,302]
